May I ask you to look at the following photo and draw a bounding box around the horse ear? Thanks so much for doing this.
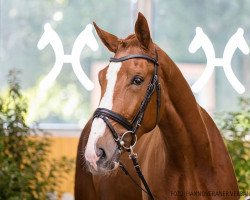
[93,22,119,53]
[135,12,151,49]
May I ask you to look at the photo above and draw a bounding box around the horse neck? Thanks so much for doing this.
[156,48,214,169]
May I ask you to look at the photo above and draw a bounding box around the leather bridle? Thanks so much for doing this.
[93,49,160,200]
[93,51,160,150]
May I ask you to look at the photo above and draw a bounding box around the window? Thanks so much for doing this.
[153,0,250,112]
[0,0,133,126]
[1,0,250,127]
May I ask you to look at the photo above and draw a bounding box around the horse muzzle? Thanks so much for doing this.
[85,139,121,175]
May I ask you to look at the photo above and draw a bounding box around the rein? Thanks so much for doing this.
[93,49,160,200]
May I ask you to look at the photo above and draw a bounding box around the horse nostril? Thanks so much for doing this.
[96,148,106,159]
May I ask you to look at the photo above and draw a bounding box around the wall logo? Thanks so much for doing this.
[37,25,249,94]
[37,23,99,93]
[189,27,249,94]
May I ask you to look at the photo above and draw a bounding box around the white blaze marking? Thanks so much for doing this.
[85,62,122,169]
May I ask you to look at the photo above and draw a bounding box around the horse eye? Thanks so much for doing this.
[132,76,144,85]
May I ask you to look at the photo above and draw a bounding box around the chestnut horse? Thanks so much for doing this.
[75,13,239,200]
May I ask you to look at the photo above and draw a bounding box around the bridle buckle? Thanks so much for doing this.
[129,146,137,158]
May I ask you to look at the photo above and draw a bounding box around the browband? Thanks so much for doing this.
[110,54,158,65]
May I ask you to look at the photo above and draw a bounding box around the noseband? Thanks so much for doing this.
[93,49,160,200]
[93,51,160,150]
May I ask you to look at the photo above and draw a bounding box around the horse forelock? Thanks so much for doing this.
[116,34,155,56]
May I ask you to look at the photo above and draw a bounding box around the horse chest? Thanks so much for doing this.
[92,154,142,200]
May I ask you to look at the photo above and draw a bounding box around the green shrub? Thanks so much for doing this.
[216,97,250,192]
[0,70,74,200]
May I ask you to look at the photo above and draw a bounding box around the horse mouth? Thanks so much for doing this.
[87,160,120,175]
[86,150,121,175]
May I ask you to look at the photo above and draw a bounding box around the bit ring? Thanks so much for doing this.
[120,131,137,150]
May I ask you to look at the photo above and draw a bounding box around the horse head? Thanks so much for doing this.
[84,13,162,175]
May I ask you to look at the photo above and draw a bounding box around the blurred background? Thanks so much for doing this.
[0,0,250,199]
